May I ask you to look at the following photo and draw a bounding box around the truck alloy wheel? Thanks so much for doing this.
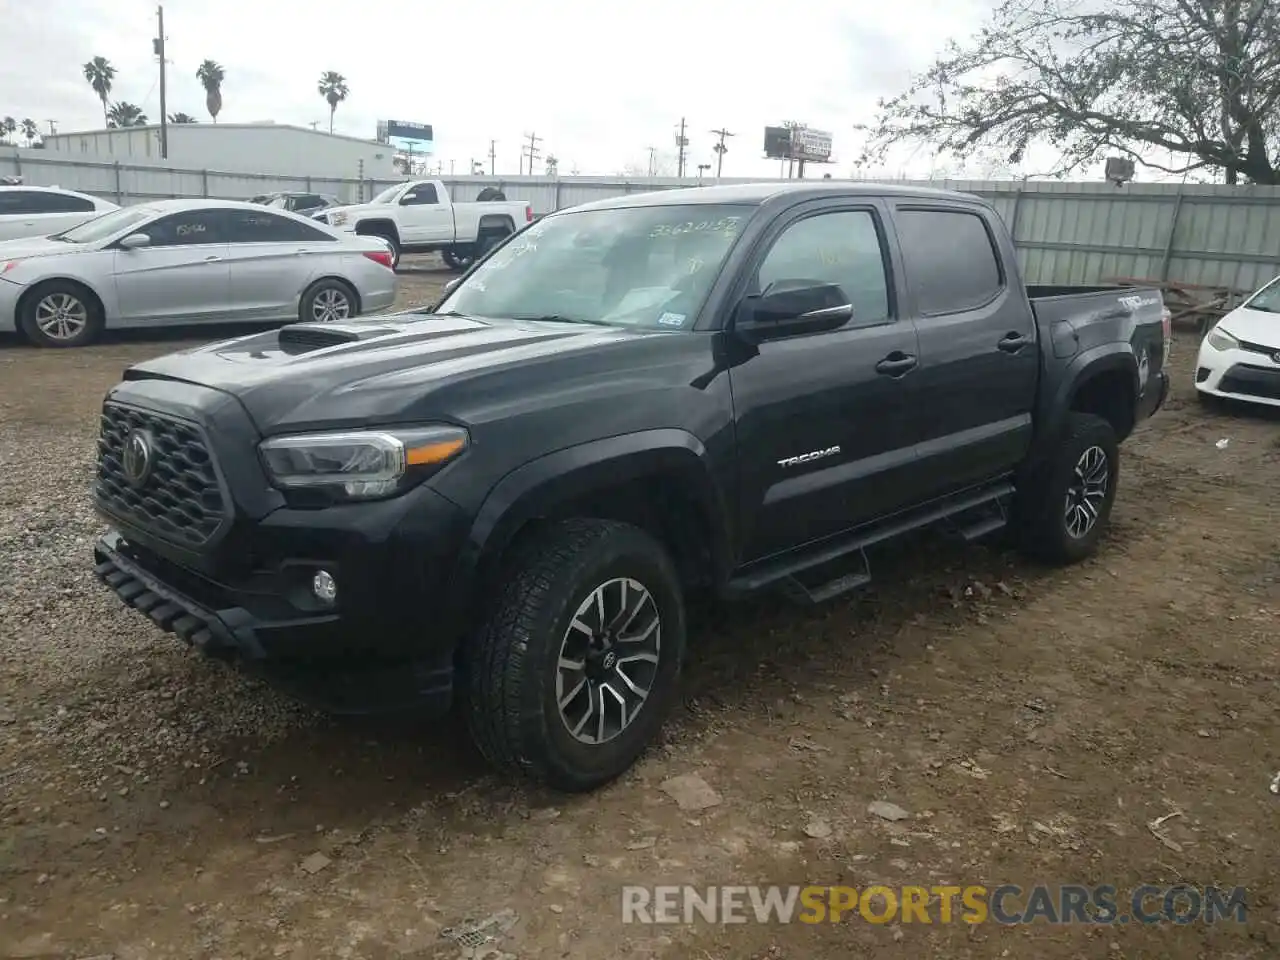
[555,577,662,745]
[1063,445,1109,539]
[464,518,686,792]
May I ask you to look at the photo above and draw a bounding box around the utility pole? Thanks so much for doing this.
[155,4,168,159]
[45,120,58,137]
[710,127,734,179]
[521,131,542,176]
[488,139,496,175]
[645,146,657,177]
[674,118,688,179]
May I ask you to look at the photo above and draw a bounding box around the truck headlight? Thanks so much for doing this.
[259,426,468,500]
[1205,327,1238,351]
[329,211,348,226]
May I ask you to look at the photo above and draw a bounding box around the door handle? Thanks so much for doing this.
[998,332,1031,352]
[875,352,918,377]
[203,255,222,262]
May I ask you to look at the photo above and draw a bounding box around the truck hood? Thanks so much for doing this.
[122,311,680,434]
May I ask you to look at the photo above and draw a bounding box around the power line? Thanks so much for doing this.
[710,127,734,179]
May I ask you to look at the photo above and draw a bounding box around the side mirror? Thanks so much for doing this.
[118,232,152,250]
[733,281,853,343]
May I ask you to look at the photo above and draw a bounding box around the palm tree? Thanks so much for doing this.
[83,56,116,127]
[20,119,38,147]
[106,102,148,128]
[169,112,197,124]
[545,155,559,175]
[196,60,225,122]
[1,117,15,144]
[317,71,349,134]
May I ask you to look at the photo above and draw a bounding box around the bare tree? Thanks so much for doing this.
[859,0,1280,184]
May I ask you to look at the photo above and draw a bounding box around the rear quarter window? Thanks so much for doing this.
[895,208,1004,315]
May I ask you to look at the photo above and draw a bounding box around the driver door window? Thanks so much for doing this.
[400,183,439,205]
[756,210,891,326]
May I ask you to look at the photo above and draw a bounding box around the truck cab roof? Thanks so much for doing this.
[565,180,987,214]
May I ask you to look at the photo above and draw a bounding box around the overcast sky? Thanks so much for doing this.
[4,0,1010,178]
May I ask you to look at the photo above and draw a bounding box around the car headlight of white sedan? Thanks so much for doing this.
[1205,326,1239,351]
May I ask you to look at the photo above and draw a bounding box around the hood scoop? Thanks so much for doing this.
[277,321,403,354]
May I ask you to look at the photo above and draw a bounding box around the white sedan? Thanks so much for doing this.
[0,185,118,242]
[0,199,398,347]
[1195,275,1280,408]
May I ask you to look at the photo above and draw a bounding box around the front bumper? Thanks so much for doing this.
[1195,341,1280,408]
[91,379,476,715]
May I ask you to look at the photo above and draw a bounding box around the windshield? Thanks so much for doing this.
[52,206,155,244]
[437,203,754,330]
[370,184,405,204]
[1243,275,1280,314]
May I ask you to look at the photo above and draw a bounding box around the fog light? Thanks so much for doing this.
[311,569,337,605]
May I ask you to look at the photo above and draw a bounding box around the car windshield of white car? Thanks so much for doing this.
[438,203,754,332]
[52,206,154,243]
[1243,280,1280,314]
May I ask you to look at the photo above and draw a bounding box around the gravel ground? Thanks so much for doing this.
[1,282,1278,959]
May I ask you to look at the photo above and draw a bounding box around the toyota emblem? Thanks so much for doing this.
[121,429,154,488]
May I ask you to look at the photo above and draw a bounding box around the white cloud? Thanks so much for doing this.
[1,0,996,177]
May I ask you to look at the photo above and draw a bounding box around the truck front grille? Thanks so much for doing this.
[95,402,229,548]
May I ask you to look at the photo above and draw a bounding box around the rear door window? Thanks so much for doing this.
[894,208,1004,315]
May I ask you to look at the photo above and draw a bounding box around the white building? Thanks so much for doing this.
[41,122,398,181]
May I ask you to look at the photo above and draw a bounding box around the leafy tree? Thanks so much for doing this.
[859,0,1280,184]
[106,102,147,128]
[169,112,197,124]
[317,71,349,134]
[196,60,225,122]
[82,56,116,127]
[20,118,38,146]
[0,117,15,144]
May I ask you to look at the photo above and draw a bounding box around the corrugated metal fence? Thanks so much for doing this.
[3,149,1278,292]
[442,176,1280,294]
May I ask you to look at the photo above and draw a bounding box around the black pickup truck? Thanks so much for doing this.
[92,182,1170,791]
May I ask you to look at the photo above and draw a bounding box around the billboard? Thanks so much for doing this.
[376,120,434,146]
[762,125,833,163]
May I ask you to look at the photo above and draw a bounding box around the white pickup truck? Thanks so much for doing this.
[313,179,532,271]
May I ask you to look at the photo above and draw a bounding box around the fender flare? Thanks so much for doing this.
[353,218,400,244]
[1033,343,1138,460]
[450,429,734,608]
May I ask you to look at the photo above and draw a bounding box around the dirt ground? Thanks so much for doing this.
[1,261,1277,959]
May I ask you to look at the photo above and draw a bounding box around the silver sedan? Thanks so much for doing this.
[0,198,398,347]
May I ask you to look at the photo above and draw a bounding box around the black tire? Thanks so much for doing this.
[476,187,507,201]
[299,278,358,324]
[441,249,462,270]
[19,280,104,348]
[1014,412,1120,564]
[463,519,686,792]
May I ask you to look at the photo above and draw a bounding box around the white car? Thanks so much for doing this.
[0,199,398,348]
[1195,275,1280,408]
[0,185,119,242]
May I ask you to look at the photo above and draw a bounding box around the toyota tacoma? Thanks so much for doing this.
[92,182,1170,792]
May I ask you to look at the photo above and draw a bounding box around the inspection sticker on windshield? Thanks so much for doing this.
[657,312,687,327]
